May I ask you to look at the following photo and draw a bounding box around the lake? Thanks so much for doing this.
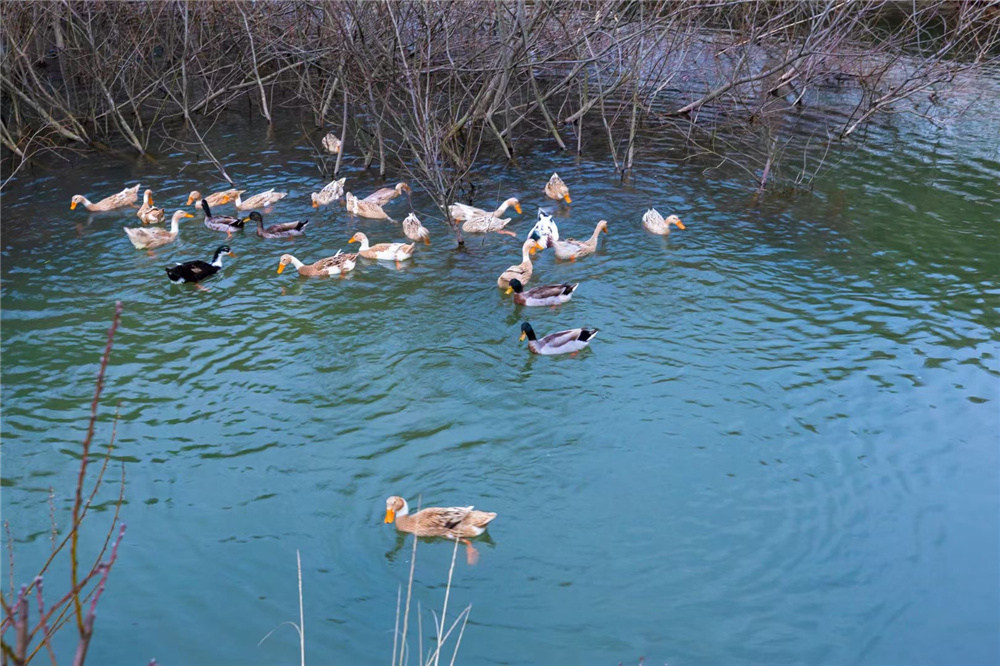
[2,89,998,664]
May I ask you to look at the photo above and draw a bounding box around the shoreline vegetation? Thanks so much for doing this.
[2,2,998,225]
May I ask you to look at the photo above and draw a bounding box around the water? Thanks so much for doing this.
[2,98,998,665]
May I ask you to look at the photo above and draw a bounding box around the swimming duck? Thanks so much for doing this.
[277,251,356,277]
[363,182,411,206]
[234,188,288,211]
[136,189,165,225]
[344,192,391,220]
[311,178,346,208]
[124,210,193,250]
[321,132,342,154]
[402,213,431,245]
[544,172,571,203]
[186,189,240,208]
[642,209,686,235]
[348,232,415,263]
[505,278,578,306]
[519,322,599,355]
[165,245,235,284]
[201,199,246,238]
[451,198,521,235]
[384,496,497,565]
[70,184,140,212]
[244,211,309,239]
[497,238,538,289]
[548,220,608,261]
[527,208,559,244]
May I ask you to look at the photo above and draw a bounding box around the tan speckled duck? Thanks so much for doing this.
[70,184,140,212]
[124,210,193,250]
[186,189,240,208]
[384,495,497,564]
[548,220,607,261]
[234,188,288,211]
[311,178,346,208]
[497,238,537,289]
[345,192,391,220]
[136,190,165,225]
[277,251,356,277]
[544,172,571,203]
[642,208,685,235]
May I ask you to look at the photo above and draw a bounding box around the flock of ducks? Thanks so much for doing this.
[70,163,686,560]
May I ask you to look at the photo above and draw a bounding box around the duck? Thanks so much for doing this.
[384,496,497,565]
[544,172,571,203]
[310,177,346,208]
[451,198,521,235]
[70,184,140,212]
[363,182,411,206]
[402,213,431,245]
[527,208,559,244]
[348,232,415,264]
[548,220,608,261]
[497,238,538,289]
[243,211,309,239]
[519,322,599,356]
[186,189,240,208]
[124,210,193,250]
[201,199,246,238]
[136,189,165,225]
[642,209,686,235]
[344,192,391,220]
[277,251,356,277]
[505,278,578,306]
[234,188,288,211]
[165,245,235,284]
[321,132,342,154]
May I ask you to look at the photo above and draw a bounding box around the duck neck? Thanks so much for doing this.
[521,244,534,264]
[588,224,603,245]
[493,200,510,217]
[288,256,305,270]
[211,252,226,268]
[168,217,181,235]
[357,237,370,251]
[80,197,96,211]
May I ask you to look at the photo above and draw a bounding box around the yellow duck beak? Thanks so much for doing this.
[185,196,194,205]
[505,287,513,295]
[563,194,571,203]
[227,252,237,258]
[384,509,395,523]
[676,220,686,230]
[277,263,286,274]
[312,201,319,208]
[514,203,522,215]
[519,332,527,341]
[70,201,77,210]
[184,213,195,219]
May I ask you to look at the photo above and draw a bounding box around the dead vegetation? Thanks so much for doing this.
[1,303,127,666]
[2,1,998,205]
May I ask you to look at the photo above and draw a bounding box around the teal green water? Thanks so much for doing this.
[2,100,998,664]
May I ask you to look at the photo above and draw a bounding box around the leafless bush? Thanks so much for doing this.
[2,1,997,197]
[0,303,127,666]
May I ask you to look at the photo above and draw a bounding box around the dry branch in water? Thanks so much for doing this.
[0,303,128,666]
[1,1,997,196]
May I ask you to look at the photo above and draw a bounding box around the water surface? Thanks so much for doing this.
[2,98,998,665]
